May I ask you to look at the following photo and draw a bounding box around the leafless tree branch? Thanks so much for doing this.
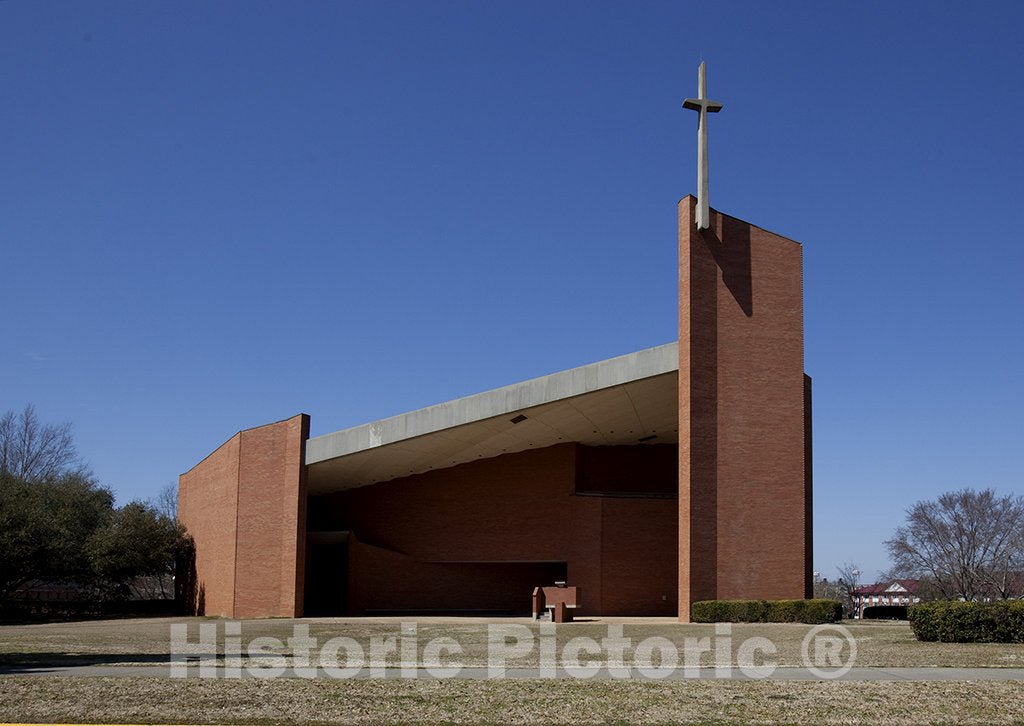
[0,405,87,482]
[885,488,1024,601]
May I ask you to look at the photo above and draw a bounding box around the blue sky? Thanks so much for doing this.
[2,1,1022,583]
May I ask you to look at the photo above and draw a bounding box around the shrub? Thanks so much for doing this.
[691,598,841,624]
[909,600,1024,643]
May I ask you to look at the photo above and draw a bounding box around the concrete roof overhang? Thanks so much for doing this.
[305,342,679,494]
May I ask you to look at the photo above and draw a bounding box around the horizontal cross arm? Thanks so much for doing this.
[682,98,724,112]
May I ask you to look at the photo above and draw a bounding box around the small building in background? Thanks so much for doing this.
[851,580,920,619]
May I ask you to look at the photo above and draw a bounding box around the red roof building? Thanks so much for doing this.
[851,580,920,618]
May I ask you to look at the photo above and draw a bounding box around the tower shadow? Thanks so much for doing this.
[700,215,753,317]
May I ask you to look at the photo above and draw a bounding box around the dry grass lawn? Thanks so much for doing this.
[2,676,1024,724]
[1,616,1022,668]
[2,617,1023,724]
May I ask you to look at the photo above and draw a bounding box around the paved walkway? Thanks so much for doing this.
[4,664,1024,681]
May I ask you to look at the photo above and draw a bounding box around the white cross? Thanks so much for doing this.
[682,61,723,230]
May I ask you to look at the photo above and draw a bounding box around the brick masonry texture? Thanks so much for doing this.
[178,414,309,617]
[678,195,811,621]
[307,443,678,616]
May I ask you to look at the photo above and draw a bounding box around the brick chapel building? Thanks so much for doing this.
[178,195,813,622]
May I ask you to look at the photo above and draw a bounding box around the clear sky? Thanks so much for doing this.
[3,1,1022,583]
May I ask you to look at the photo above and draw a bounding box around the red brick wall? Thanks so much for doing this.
[309,443,678,616]
[678,196,811,621]
[178,414,309,617]
[178,435,239,617]
[600,498,678,614]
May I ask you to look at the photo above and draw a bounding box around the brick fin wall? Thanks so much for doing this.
[178,413,309,617]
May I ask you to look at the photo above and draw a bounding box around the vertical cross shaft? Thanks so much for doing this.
[683,61,723,230]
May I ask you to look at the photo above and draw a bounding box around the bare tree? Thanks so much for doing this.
[153,482,179,520]
[835,562,861,615]
[0,404,86,482]
[812,576,843,602]
[886,488,1024,601]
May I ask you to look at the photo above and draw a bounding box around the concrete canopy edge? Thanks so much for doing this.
[306,341,679,465]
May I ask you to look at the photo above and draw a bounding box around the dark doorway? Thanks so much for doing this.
[357,560,569,616]
[305,531,349,616]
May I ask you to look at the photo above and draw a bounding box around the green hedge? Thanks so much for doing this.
[691,599,842,624]
[909,600,1024,643]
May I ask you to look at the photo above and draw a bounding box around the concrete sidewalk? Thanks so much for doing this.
[4,664,1024,681]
